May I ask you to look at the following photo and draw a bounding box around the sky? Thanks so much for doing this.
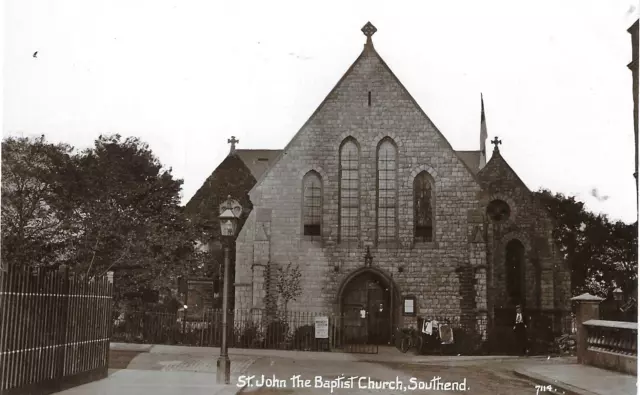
[2,0,639,223]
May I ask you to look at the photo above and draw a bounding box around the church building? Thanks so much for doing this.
[191,23,571,347]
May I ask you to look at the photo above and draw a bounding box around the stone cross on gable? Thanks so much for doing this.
[228,136,239,154]
[361,22,377,47]
[361,22,377,37]
[491,136,502,152]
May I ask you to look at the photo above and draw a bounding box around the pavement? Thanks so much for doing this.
[51,343,637,395]
[54,369,241,395]
[108,342,525,363]
[513,361,638,395]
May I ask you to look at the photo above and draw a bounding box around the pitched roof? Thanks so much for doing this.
[235,149,281,180]
[478,149,531,193]
[249,26,481,195]
[184,153,257,215]
[455,150,482,175]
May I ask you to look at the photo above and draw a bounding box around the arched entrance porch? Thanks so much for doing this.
[336,268,400,345]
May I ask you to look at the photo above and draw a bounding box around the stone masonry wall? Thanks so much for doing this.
[235,44,486,329]
[477,151,572,323]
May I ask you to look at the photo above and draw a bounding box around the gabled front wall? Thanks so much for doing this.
[234,46,486,323]
[477,153,571,319]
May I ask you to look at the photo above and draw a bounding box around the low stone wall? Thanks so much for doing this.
[583,319,637,375]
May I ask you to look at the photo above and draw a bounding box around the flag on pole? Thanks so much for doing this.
[480,93,488,157]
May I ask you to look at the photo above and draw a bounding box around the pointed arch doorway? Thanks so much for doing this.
[337,268,399,345]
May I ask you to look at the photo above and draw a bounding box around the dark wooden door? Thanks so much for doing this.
[366,281,390,344]
[341,273,390,344]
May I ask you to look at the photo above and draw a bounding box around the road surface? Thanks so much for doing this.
[107,345,573,395]
[239,356,555,395]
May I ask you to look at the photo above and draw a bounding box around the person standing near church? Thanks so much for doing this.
[513,304,527,355]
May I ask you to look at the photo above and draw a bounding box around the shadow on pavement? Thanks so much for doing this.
[110,350,146,370]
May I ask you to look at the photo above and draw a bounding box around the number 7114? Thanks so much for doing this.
[535,384,553,394]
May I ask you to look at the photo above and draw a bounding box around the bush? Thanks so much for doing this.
[264,320,288,348]
[554,334,576,355]
[142,312,179,344]
[293,325,315,350]
[451,328,484,355]
[237,324,261,348]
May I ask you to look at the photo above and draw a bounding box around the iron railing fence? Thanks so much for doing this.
[112,308,576,356]
[114,309,347,351]
[0,265,113,395]
[113,310,488,354]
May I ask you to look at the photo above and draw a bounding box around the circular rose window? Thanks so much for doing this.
[486,199,511,222]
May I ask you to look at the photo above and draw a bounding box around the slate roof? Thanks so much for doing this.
[234,149,282,180]
[455,150,482,175]
[478,149,532,193]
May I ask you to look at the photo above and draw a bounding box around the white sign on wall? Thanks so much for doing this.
[404,298,414,314]
[314,316,329,339]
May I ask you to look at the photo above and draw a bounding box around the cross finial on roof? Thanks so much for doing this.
[362,22,377,37]
[491,136,502,152]
[227,136,239,154]
[361,22,377,48]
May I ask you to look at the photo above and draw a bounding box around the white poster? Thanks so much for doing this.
[314,316,329,339]
[404,298,414,314]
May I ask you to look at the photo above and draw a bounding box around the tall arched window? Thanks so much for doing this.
[302,171,322,239]
[414,171,434,242]
[339,138,360,243]
[302,171,322,240]
[377,139,397,244]
[506,239,526,306]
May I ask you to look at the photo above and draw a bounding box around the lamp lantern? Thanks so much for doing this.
[219,209,238,238]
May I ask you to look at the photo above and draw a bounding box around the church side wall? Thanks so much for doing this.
[238,48,485,327]
[478,157,572,328]
[235,208,256,310]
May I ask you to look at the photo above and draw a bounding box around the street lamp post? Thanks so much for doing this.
[217,196,241,385]
[182,304,188,335]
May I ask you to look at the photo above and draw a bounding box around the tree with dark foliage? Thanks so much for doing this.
[535,189,638,309]
[1,135,74,268]
[2,134,208,305]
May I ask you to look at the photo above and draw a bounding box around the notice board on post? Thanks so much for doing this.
[314,316,329,339]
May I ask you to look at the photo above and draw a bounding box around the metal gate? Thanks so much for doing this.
[337,271,391,354]
[333,313,379,354]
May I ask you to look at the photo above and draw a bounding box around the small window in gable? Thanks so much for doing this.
[487,199,511,222]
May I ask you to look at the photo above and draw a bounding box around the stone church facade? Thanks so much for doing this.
[201,23,571,345]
